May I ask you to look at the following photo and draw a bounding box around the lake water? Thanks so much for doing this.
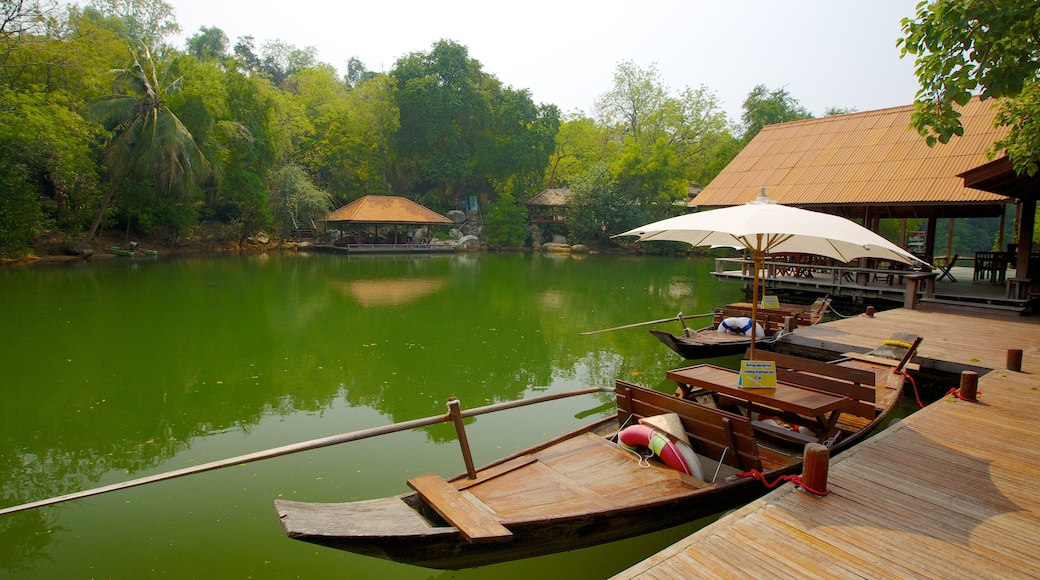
[0,251,750,578]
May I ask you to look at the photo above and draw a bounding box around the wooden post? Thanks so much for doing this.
[1007,349,1023,372]
[784,315,795,333]
[865,306,875,317]
[904,276,920,309]
[448,398,478,479]
[801,443,829,494]
[959,371,979,402]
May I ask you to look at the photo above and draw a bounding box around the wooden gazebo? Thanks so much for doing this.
[323,195,453,245]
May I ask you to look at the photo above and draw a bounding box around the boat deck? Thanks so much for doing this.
[614,306,1040,579]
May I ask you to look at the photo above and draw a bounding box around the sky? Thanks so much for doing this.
[169,0,924,124]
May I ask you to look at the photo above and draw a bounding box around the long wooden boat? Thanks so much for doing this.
[274,334,916,569]
[650,298,830,360]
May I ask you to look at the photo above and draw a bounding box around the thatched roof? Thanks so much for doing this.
[526,188,573,206]
[692,97,1011,219]
[324,196,453,225]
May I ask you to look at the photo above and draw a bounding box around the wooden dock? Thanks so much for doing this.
[614,305,1040,579]
[782,302,1040,376]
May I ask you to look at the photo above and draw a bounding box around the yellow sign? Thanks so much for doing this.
[738,360,777,388]
[760,295,780,309]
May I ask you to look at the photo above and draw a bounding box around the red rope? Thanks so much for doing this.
[945,387,980,402]
[897,369,925,409]
[736,469,829,496]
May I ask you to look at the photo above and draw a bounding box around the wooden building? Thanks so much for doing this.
[692,97,1039,297]
[526,188,573,224]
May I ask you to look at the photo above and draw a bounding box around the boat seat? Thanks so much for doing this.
[407,473,513,543]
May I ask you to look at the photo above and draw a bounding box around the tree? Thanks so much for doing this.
[483,191,528,247]
[0,90,101,257]
[83,0,178,52]
[267,164,332,237]
[740,84,812,142]
[595,60,668,140]
[567,162,647,245]
[545,113,615,189]
[392,39,495,202]
[185,26,228,61]
[73,45,208,252]
[899,0,1040,175]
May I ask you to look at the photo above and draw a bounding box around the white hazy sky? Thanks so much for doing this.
[170,0,924,123]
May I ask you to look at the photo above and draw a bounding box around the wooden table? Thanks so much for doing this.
[666,364,847,443]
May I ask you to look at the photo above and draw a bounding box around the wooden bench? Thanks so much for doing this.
[615,379,762,473]
[407,473,513,543]
[744,349,881,434]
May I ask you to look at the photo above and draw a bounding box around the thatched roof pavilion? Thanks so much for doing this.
[324,195,453,226]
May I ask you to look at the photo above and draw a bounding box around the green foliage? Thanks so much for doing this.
[545,114,615,189]
[268,164,333,236]
[899,0,1040,175]
[483,191,528,247]
[75,45,208,250]
[567,162,648,245]
[0,157,42,259]
[0,89,101,256]
[740,84,813,142]
[83,0,179,52]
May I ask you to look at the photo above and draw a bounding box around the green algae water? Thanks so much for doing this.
[0,252,746,578]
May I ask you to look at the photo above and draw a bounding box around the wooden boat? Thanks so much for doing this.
[650,297,830,359]
[274,333,917,569]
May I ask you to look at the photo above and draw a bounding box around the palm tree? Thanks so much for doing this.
[74,46,208,253]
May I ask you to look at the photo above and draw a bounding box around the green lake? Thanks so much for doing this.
[1,251,754,578]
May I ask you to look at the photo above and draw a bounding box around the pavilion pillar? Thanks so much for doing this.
[1016,197,1036,278]
[924,218,938,264]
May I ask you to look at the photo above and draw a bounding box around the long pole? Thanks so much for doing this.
[0,386,610,517]
[749,248,764,360]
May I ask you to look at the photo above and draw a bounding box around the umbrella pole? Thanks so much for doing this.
[750,251,764,359]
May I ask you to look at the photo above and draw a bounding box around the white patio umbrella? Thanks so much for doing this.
[615,187,928,358]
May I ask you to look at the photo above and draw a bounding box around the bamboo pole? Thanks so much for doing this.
[448,398,477,479]
[0,386,611,517]
[579,312,713,335]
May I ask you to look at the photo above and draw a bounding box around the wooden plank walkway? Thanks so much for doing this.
[783,302,1040,375]
[614,306,1040,579]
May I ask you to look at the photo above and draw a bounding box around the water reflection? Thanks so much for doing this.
[0,252,743,577]
[338,278,449,307]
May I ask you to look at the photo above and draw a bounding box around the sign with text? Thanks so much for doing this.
[738,360,777,388]
[760,295,780,309]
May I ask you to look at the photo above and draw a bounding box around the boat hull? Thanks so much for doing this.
[275,464,780,569]
[649,329,773,359]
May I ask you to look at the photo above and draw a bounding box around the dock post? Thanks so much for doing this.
[447,398,478,479]
[1007,349,1023,372]
[865,306,875,317]
[959,371,979,402]
[802,443,829,494]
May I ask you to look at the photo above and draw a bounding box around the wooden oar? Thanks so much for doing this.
[579,311,712,335]
[0,386,611,517]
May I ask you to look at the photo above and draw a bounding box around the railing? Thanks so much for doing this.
[0,387,613,516]
[714,257,928,290]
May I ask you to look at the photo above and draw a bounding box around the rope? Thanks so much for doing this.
[897,369,925,409]
[735,469,829,496]
[882,339,914,349]
[823,303,857,319]
[945,386,981,402]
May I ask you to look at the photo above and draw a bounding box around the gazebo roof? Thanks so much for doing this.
[526,188,573,207]
[324,196,453,225]
[692,97,1012,219]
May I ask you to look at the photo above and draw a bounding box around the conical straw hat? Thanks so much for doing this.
[638,413,690,446]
